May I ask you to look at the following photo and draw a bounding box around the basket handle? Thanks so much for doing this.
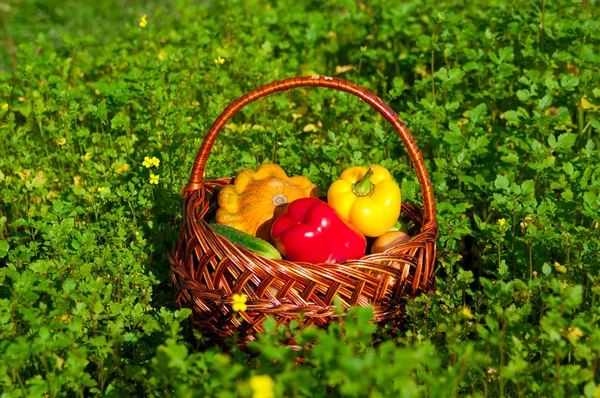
[185,75,436,222]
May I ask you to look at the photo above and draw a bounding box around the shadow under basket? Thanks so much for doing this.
[170,76,439,345]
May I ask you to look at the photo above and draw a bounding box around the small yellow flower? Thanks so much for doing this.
[149,173,159,185]
[56,137,67,145]
[97,187,110,194]
[232,293,247,312]
[460,306,473,319]
[214,56,225,65]
[249,375,275,398]
[497,218,506,227]
[139,14,147,28]
[57,315,71,323]
[143,156,160,168]
[1,103,8,110]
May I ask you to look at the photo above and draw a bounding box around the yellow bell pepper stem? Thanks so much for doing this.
[352,167,375,196]
[327,165,401,237]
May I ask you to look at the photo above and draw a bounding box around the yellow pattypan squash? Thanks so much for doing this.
[216,164,318,242]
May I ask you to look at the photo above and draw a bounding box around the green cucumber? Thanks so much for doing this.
[210,224,282,260]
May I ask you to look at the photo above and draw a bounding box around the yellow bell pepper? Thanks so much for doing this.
[327,165,401,237]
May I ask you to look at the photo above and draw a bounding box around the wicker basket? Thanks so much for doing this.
[170,76,438,344]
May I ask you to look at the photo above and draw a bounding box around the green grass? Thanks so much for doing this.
[1,0,600,396]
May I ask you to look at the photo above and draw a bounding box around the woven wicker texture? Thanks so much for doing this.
[170,76,438,343]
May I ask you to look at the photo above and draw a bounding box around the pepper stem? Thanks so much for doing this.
[352,167,375,197]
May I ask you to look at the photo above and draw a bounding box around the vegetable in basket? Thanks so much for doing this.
[216,163,318,242]
[327,165,401,237]
[371,231,411,254]
[210,223,282,259]
[271,197,366,263]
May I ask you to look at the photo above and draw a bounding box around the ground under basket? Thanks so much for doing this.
[170,76,438,343]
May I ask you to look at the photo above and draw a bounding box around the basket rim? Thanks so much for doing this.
[183,75,437,224]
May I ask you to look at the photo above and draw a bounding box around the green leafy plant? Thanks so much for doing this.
[1,0,599,396]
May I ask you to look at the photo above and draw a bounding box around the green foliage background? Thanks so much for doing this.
[1,0,600,396]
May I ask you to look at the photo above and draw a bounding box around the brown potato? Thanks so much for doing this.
[371,231,411,253]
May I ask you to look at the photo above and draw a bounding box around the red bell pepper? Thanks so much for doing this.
[271,197,366,263]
